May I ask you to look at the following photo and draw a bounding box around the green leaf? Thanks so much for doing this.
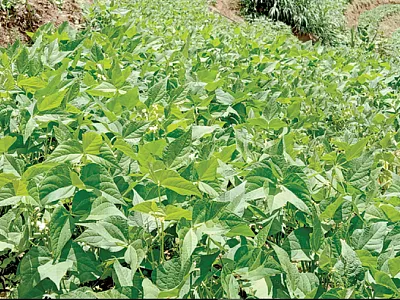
[195,157,218,181]
[270,243,300,296]
[22,163,57,181]
[16,47,29,73]
[17,246,52,297]
[113,260,133,287]
[131,200,165,217]
[164,205,192,220]
[46,140,83,164]
[381,204,400,222]
[83,132,103,155]
[282,228,312,261]
[50,206,75,259]
[80,164,125,205]
[310,212,323,252]
[268,118,287,130]
[87,82,118,98]
[346,152,374,190]
[0,136,16,154]
[60,241,101,283]
[204,79,224,92]
[75,216,128,252]
[0,183,23,207]
[355,249,377,270]
[39,164,75,205]
[114,138,136,158]
[0,173,17,188]
[222,274,240,299]
[37,89,67,111]
[86,197,127,221]
[345,138,368,161]
[153,169,201,197]
[117,87,140,109]
[217,182,248,217]
[192,125,220,140]
[59,287,96,299]
[163,128,192,168]
[386,173,400,196]
[181,228,197,267]
[215,88,234,105]
[38,260,73,290]
[142,278,160,299]
[23,117,37,144]
[373,270,399,295]
[295,273,319,298]
[334,240,364,286]
[18,76,47,92]
[214,144,236,163]
[192,199,228,224]
[3,154,24,177]
[388,256,400,277]
[197,69,218,83]
[146,79,167,106]
[226,224,255,237]
[124,245,139,273]
[152,258,184,290]
[320,197,344,219]
[0,241,14,252]
[42,39,70,67]
[355,222,387,254]
[255,222,273,247]
[271,187,311,214]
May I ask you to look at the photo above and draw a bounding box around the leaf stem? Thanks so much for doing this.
[160,219,165,263]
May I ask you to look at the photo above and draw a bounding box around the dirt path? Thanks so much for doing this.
[379,13,400,35]
[209,0,244,23]
[345,0,400,27]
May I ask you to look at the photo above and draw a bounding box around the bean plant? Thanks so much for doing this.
[0,0,400,298]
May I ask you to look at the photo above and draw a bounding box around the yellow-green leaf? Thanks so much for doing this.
[154,169,201,197]
[164,205,192,221]
[37,89,67,111]
[82,132,102,155]
[0,136,16,154]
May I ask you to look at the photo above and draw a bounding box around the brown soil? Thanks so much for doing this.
[0,0,86,47]
[378,12,400,35]
[209,0,244,23]
[345,0,400,27]
[292,29,318,43]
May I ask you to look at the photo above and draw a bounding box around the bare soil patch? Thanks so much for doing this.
[209,0,244,23]
[345,0,400,27]
[378,12,400,35]
[0,0,86,47]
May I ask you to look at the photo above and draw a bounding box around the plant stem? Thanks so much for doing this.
[160,219,165,263]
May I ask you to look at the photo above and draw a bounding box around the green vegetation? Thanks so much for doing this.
[356,4,400,57]
[358,4,400,32]
[391,28,400,50]
[240,0,348,43]
[1,0,400,298]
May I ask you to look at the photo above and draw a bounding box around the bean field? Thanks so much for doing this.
[1,0,400,298]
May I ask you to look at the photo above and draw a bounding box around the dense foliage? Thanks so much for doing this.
[239,0,348,43]
[1,0,400,298]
